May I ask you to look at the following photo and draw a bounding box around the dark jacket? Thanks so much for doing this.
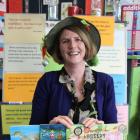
[30,70,117,124]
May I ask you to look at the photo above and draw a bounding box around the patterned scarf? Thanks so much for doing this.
[59,66,98,123]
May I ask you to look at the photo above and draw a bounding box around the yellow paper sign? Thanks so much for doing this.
[3,73,42,102]
[4,13,46,43]
[1,104,32,134]
[76,16,115,46]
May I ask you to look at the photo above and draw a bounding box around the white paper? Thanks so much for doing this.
[92,23,127,75]
[4,44,44,72]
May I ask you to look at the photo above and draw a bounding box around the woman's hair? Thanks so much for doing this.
[51,25,98,64]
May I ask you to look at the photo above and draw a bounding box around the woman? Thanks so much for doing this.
[30,16,117,128]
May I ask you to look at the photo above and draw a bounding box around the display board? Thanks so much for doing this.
[3,14,46,102]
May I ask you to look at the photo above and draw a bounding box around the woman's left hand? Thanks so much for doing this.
[81,118,104,128]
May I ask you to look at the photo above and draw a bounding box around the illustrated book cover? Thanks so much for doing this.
[66,123,127,140]
[40,124,66,140]
[10,125,40,140]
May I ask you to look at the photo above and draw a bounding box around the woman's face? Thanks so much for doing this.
[59,29,86,65]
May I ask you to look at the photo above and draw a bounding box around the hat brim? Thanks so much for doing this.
[45,16,101,55]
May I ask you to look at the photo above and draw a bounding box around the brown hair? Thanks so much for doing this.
[51,26,97,64]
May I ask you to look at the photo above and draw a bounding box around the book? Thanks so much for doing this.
[0,16,4,35]
[10,125,40,140]
[40,124,66,140]
[9,123,127,140]
[66,123,127,140]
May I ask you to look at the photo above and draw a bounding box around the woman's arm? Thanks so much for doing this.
[103,75,117,123]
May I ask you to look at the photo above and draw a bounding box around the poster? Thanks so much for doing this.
[94,23,127,105]
[0,104,32,135]
[4,44,44,72]
[4,14,46,44]
[3,73,42,102]
[76,16,115,46]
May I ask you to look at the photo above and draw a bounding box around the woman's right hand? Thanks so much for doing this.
[82,117,104,128]
[49,115,73,128]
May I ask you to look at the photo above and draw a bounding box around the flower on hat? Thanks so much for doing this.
[81,19,90,31]
[41,36,50,59]
[42,47,46,59]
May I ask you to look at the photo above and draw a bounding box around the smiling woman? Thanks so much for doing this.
[30,16,117,129]
[59,29,86,66]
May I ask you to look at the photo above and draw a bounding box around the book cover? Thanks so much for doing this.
[10,125,40,140]
[40,124,66,140]
[66,123,127,140]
